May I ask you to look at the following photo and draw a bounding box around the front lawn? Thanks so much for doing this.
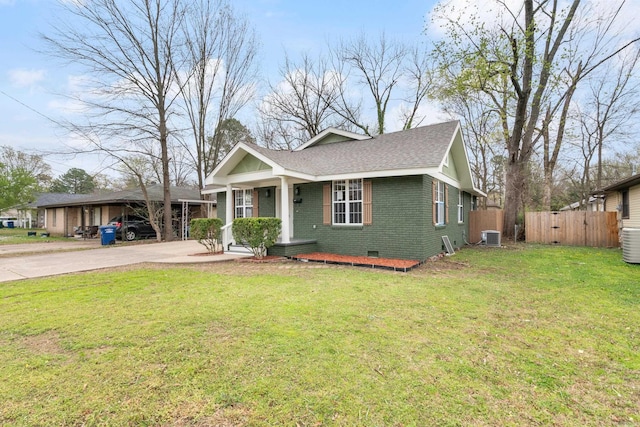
[0,227,64,244]
[0,245,638,425]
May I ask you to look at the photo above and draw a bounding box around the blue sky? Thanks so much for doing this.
[0,0,438,178]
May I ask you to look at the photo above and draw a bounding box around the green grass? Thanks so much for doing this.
[0,245,639,426]
[0,227,65,244]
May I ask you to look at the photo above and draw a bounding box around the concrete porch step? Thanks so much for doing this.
[226,244,253,255]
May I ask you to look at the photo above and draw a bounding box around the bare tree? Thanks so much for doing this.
[258,53,350,149]
[330,32,407,136]
[538,2,640,210]
[42,0,188,241]
[430,0,639,238]
[258,32,435,148]
[176,0,258,189]
[114,140,194,189]
[568,46,640,207]
[433,66,508,207]
[399,46,434,130]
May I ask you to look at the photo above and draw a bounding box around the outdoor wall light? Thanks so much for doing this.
[295,186,301,196]
[265,189,271,198]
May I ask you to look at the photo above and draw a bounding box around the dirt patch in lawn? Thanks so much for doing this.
[20,330,69,355]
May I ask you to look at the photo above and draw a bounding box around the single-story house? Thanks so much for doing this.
[597,173,640,232]
[2,193,89,229]
[38,184,215,238]
[202,120,485,261]
[2,193,88,228]
[559,196,605,212]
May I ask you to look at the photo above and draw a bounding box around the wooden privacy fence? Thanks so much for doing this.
[469,210,504,244]
[525,211,619,247]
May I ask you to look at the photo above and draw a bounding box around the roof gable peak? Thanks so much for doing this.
[294,127,370,151]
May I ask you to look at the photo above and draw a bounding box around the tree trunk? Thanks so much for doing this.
[503,158,526,240]
[542,168,553,210]
[160,119,173,242]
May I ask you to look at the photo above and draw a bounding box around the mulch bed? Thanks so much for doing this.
[291,252,421,272]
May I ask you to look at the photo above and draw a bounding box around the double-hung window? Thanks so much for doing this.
[333,179,363,225]
[234,189,253,218]
[622,190,630,219]
[457,192,464,223]
[435,181,446,225]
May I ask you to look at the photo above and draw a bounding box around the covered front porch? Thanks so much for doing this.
[206,177,316,256]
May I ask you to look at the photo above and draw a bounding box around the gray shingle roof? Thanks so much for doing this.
[26,193,88,209]
[599,173,640,192]
[38,185,207,208]
[249,121,459,176]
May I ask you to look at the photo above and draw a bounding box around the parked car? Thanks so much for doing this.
[0,217,20,228]
[107,215,157,241]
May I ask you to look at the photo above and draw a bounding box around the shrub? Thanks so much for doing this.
[232,217,282,259]
[190,218,223,253]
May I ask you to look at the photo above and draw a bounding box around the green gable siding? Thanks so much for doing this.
[442,151,459,180]
[311,134,357,146]
[229,154,271,174]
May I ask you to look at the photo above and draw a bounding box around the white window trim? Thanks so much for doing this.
[332,179,363,225]
[458,192,464,223]
[234,189,253,219]
[435,181,445,226]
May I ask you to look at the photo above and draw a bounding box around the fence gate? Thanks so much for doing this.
[525,211,618,247]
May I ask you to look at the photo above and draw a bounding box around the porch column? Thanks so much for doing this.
[225,184,233,225]
[280,177,291,243]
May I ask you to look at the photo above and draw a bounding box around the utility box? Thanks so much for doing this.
[482,230,501,247]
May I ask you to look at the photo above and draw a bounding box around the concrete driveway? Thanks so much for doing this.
[0,239,248,283]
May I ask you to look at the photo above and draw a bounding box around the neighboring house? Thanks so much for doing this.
[202,121,485,261]
[559,196,605,212]
[1,193,87,228]
[38,184,215,238]
[599,173,640,232]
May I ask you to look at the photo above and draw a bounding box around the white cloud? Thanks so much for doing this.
[8,68,46,88]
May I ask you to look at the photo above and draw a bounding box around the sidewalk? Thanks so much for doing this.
[0,240,249,283]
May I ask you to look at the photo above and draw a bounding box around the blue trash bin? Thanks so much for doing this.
[7,221,14,228]
[99,225,117,245]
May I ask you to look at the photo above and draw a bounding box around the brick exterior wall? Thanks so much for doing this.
[292,176,471,261]
[216,176,472,261]
[257,187,276,218]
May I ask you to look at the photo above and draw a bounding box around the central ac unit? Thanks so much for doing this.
[482,230,501,247]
